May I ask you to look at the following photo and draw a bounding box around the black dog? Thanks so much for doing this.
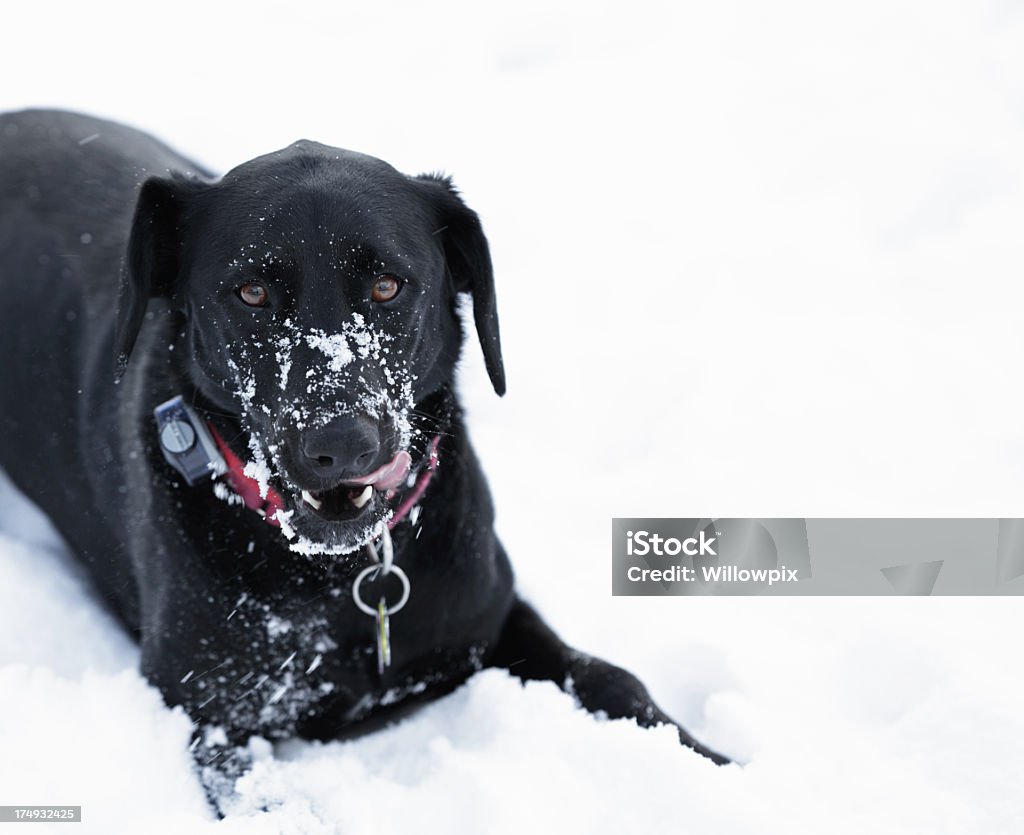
[0,109,726,802]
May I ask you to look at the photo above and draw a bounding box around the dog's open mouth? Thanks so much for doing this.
[298,484,375,521]
[297,451,412,522]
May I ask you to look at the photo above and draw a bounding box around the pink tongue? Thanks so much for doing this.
[348,451,412,491]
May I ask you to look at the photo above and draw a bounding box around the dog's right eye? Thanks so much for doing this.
[237,281,269,308]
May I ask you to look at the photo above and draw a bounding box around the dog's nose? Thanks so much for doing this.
[301,417,380,480]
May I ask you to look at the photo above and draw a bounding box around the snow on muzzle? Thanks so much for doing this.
[227,315,417,526]
[287,414,411,520]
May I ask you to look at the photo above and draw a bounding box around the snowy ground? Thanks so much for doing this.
[2,1,1024,832]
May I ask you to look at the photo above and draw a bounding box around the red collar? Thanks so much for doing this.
[207,424,440,531]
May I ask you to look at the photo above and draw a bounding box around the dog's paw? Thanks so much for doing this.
[568,654,731,765]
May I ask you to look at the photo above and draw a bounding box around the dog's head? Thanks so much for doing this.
[114,141,504,554]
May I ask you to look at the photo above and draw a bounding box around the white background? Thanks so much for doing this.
[1,1,1023,832]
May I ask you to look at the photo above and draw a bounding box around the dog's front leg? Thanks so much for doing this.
[487,597,729,765]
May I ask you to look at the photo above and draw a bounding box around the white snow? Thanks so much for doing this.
[3,1,1024,833]
[212,481,244,507]
[304,331,354,372]
[241,457,273,502]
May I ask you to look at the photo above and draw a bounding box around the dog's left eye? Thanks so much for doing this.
[237,281,269,307]
[371,274,402,303]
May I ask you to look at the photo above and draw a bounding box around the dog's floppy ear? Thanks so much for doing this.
[413,174,506,396]
[113,175,196,381]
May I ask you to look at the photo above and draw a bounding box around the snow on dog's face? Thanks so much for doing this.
[223,312,415,554]
[113,141,505,555]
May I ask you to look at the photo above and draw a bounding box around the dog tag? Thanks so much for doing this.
[353,527,408,677]
[376,597,391,674]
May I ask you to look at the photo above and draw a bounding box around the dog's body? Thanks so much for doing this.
[0,109,724,799]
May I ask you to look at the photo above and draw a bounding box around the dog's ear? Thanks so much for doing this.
[412,174,505,396]
[114,175,197,381]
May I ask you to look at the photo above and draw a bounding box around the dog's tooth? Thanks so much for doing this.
[351,485,372,509]
[301,489,322,510]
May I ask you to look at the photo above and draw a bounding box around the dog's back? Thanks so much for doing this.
[0,110,204,616]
